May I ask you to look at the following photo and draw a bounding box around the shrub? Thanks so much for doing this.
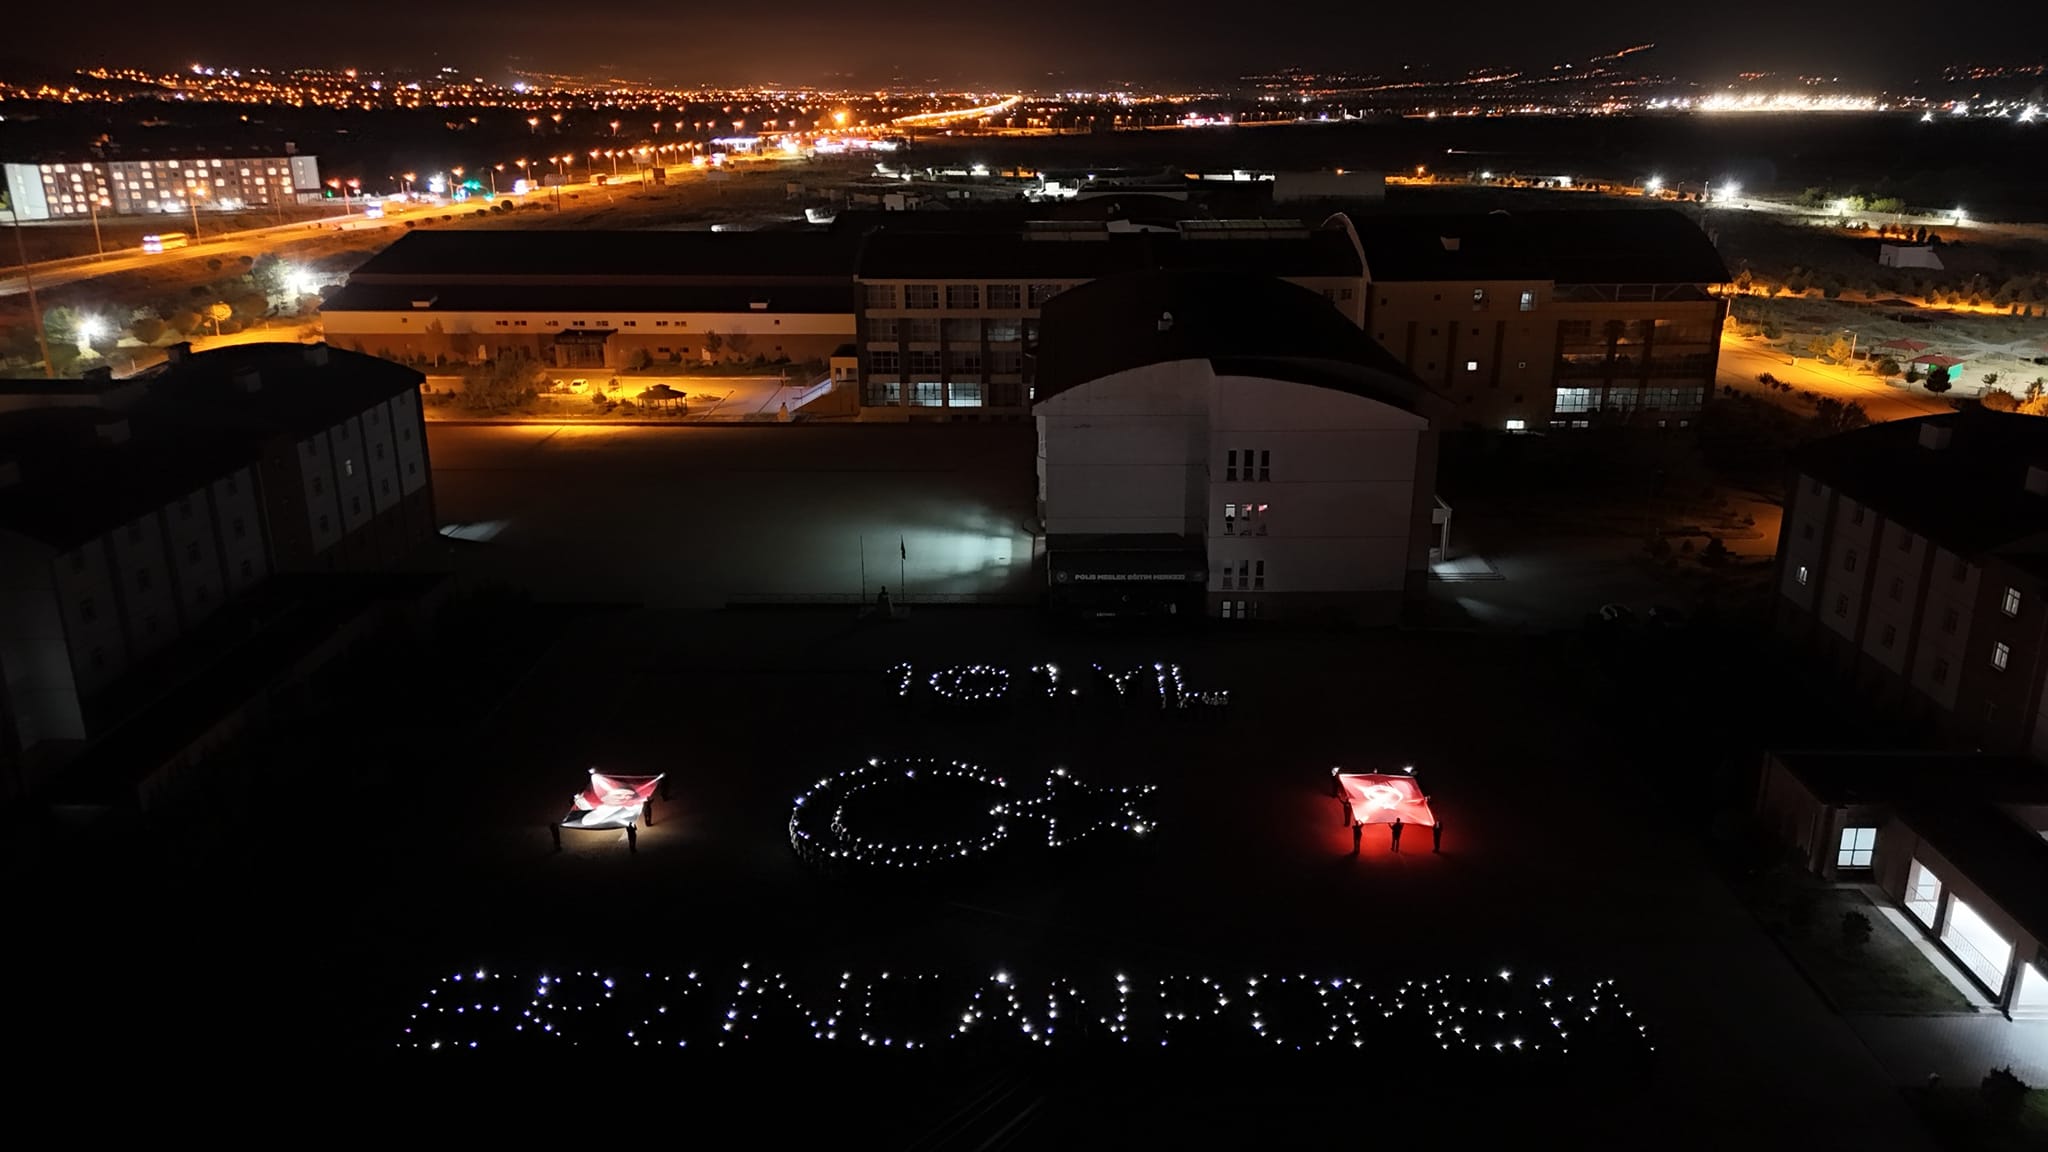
[1875,357,1901,377]
[205,258,223,272]
[1982,372,2001,388]
[1981,1066,2029,1119]
[1981,388,2020,412]
[1925,366,1952,394]
[1840,910,1873,952]
[1905,367,1922,384]
[129,316,166,345]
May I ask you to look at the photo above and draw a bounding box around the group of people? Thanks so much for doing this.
[1340,796,1442,856]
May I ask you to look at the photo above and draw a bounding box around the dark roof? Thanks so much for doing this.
[1032,269,1444,417]
[1791,410,2048,557]
[0,343,422,548]
[321,282,852,315]
[1351,208,1730,285]
[1896,801,2048,954]
[346,229,860,283]
[856,228,1361,281]
[1769,750,2048,806]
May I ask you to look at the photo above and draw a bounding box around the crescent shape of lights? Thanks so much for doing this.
[788,760,1158,870]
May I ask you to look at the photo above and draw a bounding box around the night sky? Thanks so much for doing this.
[15,2,2045,87]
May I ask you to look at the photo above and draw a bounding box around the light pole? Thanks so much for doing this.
[186,185,203,241]
[609,119,621,137]
[516,158,530,189]
[8,199,55,378]
[490,164,501,195]
[527,116,540,135]
[608,150,620,177]
[84,167,106,260]
[401,172,416,197]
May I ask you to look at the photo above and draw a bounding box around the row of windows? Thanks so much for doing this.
[867,350,1026,375]
[863,283,1064,311]
[1553,386,1707,414]
[860,381,1027,408]
[1219,599,1263,620]
[1224,449,1271,482]
[867,318,1029,344]
[1219,560,1266,591]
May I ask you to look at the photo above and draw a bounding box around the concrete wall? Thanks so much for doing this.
[1038,359,1431,619]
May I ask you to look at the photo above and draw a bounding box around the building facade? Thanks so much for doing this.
[1033,270,1447,622]
[3,154,322,221]
[0,342,434,797]
[321,230,857,372]
[1352,209,1730,432]
[853,222,1366,422]
[1776,412,2048,757]
[1756,751,2048,1016]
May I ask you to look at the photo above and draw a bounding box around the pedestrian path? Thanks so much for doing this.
[1847,1015,2048,1086]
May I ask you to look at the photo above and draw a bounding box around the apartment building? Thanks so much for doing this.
[1776,411,2048,756]
[1033,269,1448,622]
[322,230,858,371]
[2,153,323,220]
[853,220,1366,420]
[1352,209,1730,432]
[0,342,433,796]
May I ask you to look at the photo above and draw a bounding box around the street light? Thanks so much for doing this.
[528,116,540,134]
[401,172,417,197]
[609,119,620,136]
[1645,175,1664,194]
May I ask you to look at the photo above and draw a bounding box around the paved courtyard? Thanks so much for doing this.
[342,608,1922,1143]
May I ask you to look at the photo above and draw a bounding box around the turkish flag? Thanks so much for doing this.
[1336,774,1436,827]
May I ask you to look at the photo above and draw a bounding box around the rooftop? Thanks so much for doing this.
[856,226,1362,281]
[321,282,852,316]
[1769,750,2048,807]
[1349,208,1730,285]
[346,229,860,284]
[1032,269,1443,417]
[0,343,423,548]
[1791,410,2048,557]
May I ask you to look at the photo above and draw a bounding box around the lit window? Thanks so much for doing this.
[1837,826,1877,869]
[1466,360,1479,372]
[1796,565,1809,586]
[2003,586,2022,616]
[1519,290,1535,311]
[1223,503,1237,534]
[1505,419,1526,431]
[1993,641,2010,670]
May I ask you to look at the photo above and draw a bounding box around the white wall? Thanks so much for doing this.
[1039,361,1209,536]
[1820,493,1878,641]
[210,468,268,595]
[297,433,345,554]
[161,486,227,627]
[1039,360,1429,603]
[106,510,180,660]
[51,536,128,696]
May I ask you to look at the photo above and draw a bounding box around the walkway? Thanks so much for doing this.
[1847,1015,2048,1086]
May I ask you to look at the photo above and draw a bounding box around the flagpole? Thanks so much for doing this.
[859,535,867,602]
[899,534,907,605]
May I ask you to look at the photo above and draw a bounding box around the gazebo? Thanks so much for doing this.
[553,769,667,852]
[637,383,687,412]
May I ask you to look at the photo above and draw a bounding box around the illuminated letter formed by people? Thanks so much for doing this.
[888,660,1226,709]
[400,967,1654,1057]
[787,758,1156,870]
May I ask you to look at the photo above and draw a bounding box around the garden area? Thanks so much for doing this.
[1745,862,1975,1015]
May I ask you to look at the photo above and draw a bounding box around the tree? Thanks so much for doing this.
[625,347,654,371]
[459,350,547,411]
[1839,909,1873,952]
[1925,365,1952,394]
[129,316,167,346]
[1797,186,1826,207]
[1980,1066,2029,1121]
[1875,357,1901,377]
[2029,378,2046,404]
[1813,398,1872,435]
[1980,388,2020,412]
[1871,197,1905,214]
[702,329,725,359]
[1982,372,2001,388]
